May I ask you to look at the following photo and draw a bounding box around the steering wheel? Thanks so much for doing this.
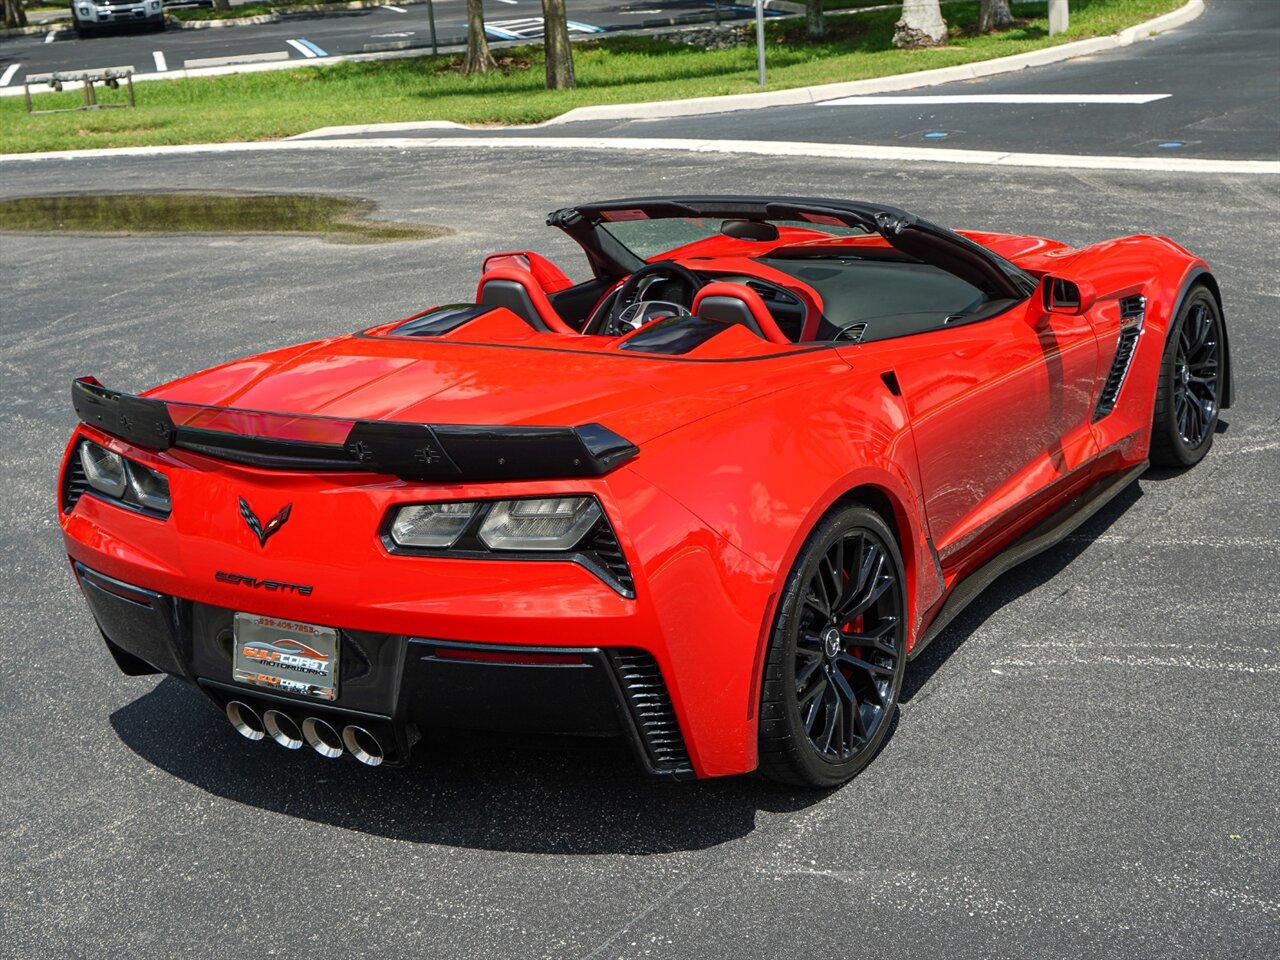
[602,261,707,335]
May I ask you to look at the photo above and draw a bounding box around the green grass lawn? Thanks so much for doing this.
[2,0,1183,155]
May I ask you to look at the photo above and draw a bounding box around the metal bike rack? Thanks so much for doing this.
[24,66,136,115]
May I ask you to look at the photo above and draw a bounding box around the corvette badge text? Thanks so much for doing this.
[215,571,314,596]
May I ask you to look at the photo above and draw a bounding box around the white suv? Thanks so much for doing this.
[72,0,166,36]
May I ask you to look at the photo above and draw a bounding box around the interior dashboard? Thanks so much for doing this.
[585,269,809,342]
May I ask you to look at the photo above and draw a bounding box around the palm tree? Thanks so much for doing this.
[541,0,575,89]
[893,0,947,49]
[979,0,1014,32]
[806,0,825,39]
[463,0,497,74]
[4,0,29,27]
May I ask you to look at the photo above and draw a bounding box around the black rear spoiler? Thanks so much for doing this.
[71,378,638,482]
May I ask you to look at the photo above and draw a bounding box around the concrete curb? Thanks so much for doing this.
[1,133,1275,175]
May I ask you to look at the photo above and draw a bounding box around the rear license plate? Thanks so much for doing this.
[232,613,339,701]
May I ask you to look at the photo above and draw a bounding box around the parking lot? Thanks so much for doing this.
[1,144,1277,958]
[0,0,738,90]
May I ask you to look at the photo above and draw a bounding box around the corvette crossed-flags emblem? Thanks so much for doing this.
[238,498,292,549]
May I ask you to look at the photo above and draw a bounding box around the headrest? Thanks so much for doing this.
[691,282,791,344]
[477,267,576,335]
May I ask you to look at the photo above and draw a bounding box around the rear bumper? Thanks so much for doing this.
[61,423,777,779]
[74,560,696,777]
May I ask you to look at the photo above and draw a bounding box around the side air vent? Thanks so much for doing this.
[61,442,90,513]
[745,280,801,309]
[837,322,868,344]
[1093,295,1146,421]
[608,650,694,778]
[585,521,635,596]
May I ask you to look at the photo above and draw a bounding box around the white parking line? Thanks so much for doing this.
[286,38,327,58]
[44,31,57,44]
[823,93,1173,106]
[286,39,319,58]
[4,138,1277,176]
[485,17,600,39]
[0,63,19,87]
[153,50,168,72]
[382,4,408,11]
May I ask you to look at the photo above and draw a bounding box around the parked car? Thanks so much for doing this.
[58,194,1232,785]
[72,0,165,36]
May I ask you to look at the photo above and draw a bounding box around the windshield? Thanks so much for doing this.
[597,216,869,261]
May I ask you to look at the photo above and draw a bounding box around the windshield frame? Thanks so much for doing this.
[547,196,1035,301]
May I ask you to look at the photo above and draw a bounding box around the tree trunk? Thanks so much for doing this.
[978,0,1014,33]
[463,0,496,74]
[805,0,824,40]
[211,0,231,13]
[4,0,30,29]
[893,0,947,49]
[541,0,575,89]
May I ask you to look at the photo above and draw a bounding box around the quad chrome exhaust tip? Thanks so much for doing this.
[342,725,384,767]
[263,709,304,750]
[302,717,344,759]
[226,701,265,741]
[226,702,384,765]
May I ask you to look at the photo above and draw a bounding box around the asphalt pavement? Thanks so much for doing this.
[308,0,1280,162]
[0,0,751,87]
[616,0,1280,159]
[1,146,1278,958]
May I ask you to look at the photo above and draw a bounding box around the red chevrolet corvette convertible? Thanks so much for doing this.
[59,196,1232,785]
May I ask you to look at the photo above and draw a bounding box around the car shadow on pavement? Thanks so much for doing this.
[110,680,825,854]
[900,479,1144,703]
[107,475,1153,852]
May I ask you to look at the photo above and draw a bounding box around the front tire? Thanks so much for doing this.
[758,505,907,787]
[1150,286,1223,468]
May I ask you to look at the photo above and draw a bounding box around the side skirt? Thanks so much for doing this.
[909,460,1149,660]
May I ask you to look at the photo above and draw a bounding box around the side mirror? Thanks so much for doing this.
[1040,275,1096,315]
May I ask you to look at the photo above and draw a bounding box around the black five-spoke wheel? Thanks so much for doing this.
[1151,286,1224,467]
[759,505,906,786]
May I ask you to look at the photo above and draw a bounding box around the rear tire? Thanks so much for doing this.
[1150,286,1223,468]
[758,505,907,788]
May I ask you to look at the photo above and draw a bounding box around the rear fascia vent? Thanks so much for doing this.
[61,442,90,513]
[607,649,694,778]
